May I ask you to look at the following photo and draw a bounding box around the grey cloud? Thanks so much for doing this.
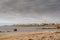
[0,0,60,14]
[0,0,60,24]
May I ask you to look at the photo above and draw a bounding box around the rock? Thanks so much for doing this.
[13,29,17,31]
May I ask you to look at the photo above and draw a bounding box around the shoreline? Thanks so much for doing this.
[0,30,60,40]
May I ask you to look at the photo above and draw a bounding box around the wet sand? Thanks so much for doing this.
[0,30,60,40]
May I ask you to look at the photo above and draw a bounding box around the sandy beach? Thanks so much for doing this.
[0,30,60,40]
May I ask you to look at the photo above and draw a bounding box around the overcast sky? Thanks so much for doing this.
[0,0,60,25]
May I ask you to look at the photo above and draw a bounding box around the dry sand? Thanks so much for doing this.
[0,30,60,40]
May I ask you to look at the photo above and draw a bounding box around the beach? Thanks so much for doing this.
[0,30,60,40]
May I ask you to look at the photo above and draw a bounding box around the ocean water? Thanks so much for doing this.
[0,26,57,32]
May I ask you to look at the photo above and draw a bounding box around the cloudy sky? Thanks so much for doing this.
[0,0,60,25]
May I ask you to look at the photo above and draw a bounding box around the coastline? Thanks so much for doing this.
[0,30,60,40]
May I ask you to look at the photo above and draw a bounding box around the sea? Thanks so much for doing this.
[0,26,58,33]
